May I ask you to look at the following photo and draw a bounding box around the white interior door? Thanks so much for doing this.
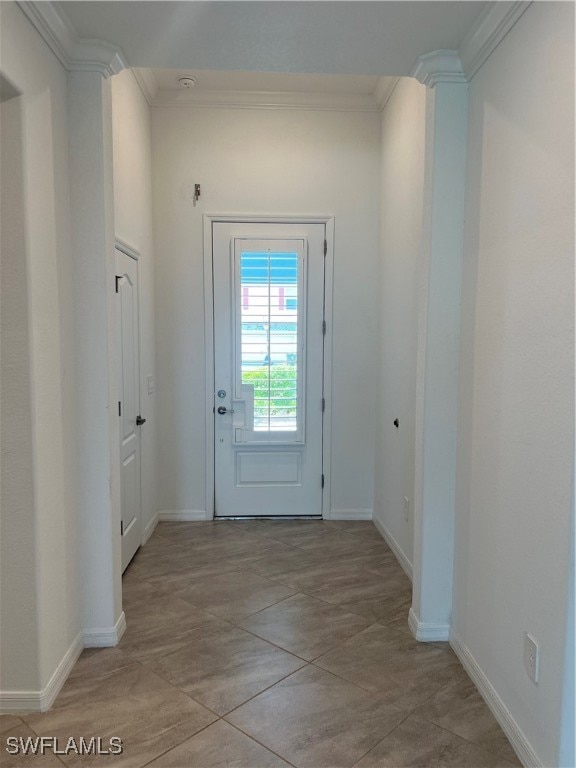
[213,221,325,517]
[116,247,142,570]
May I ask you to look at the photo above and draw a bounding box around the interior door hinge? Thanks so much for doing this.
[115,275,121,293]
[322,397,325,412]
[323,239,327,256]
[118,401,122,417]
[120,520,124,535]
[322,320,326,335]
[321,474,325,489]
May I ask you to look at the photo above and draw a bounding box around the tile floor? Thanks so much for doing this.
[1,520,521,768]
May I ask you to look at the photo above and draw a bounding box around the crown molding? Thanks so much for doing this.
[150,88,384,113]
[458,1,532,80]
[132,68,159,104]
[374,76,400,111]
[17,1,127,77]
[411,50,467,87]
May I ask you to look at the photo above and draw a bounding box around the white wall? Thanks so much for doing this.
[373,78,426,571]
[151,106,381,516]
[453,3,574,766]
[0,3,80,693]
[111,69,158,537]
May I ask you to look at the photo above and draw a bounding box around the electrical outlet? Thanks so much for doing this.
[523,632,539,684]
[403,497,410,522]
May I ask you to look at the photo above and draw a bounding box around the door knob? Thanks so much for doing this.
[136,415,146,426]
[217,406,234,415]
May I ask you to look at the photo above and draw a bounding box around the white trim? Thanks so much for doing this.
[408,608,450,642]
[321,218,335,521]
[459,2,532,81]
[132,68,159,105]
[0,632,83,713]
[16,1,127,77]
[411,50,467,87]
[142,512,159,544]
[450,628,541,768]
[328,509,373,521]
[115,237,140,262]
[375,76,400,111]
[158,510,210,522]
[83,611,126,648]
[372,516,413,581]
[203,214,335,522]
[148,88,384,113]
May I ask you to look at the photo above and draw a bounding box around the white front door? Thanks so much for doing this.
[213,221,325,517]
[115,247,142,570]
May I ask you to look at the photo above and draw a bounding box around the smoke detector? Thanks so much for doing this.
[179,76,197,89]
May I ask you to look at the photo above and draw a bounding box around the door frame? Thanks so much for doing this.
[203,214,335,520]
[114,237,144,557]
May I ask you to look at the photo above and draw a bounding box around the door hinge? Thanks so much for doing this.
[115,275,121,293]
[120,520,124,535]
[322,320,326,335]
[322,397,325,412]
[321,474,325,489]
[118,401,122,417]
[323,239,327,256]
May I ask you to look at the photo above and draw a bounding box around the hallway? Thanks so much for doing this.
[2,521,520,767]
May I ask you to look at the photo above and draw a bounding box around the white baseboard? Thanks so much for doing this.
[83,611,126,648]
[372,516,413,581]
[0,632,83,713]
[158,509,210,522]
[408,607,450,642]
[328,508,373,521]
[142,512,159,544]
[450,628,540,768]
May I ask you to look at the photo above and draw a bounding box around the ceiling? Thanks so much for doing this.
[152,69,381,95]
[58,1,489,77]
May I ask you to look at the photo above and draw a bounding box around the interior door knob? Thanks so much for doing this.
[217,406,234,415]
[136,415,146,426]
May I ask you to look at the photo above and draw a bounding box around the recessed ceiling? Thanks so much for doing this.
[58,1,488,76]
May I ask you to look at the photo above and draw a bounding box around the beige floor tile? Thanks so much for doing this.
[305,566,411,606]
[238,593,371,661]
[294,531,390,558]
[23,665,217,768]
[120,590,229,663]
[128,543,203,579]
[353,715,518,768]
[1,723,65,767]
[146,720,292,767]
[64,648,140,689]
[150,625,306,715]
[153,521,240,542]
[325,521,388,542]
[227,665,406,768]
[246,547,345,578]
[139,560,241,594]
[315,623,465,710]
[414,677,522,764]
[265,559,374,592]
[175,570,295,621]
[222,537,300,568]
[0,715,23,735]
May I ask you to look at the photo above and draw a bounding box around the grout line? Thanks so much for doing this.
[138,717,221,768]
[222,721,299,767]
[218,664,310,718]
[349,711,413,768]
